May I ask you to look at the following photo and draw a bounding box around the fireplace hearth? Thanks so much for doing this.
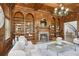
[39,32,49,42]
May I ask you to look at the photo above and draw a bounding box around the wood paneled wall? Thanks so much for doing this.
[0,4,12,55]
[0,26,5,55]
[11,5,64,43]
[0,19,12,55]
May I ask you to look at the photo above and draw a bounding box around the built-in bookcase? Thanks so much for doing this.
[13,12,35,41]
[49,16,62,41]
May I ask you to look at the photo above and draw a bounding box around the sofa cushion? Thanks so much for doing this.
[11,41,25,51]
[8,50,26,56]
[30,48,42,56]
[18,36,28,45]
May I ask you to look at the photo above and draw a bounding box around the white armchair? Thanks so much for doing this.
[73,38,79,44]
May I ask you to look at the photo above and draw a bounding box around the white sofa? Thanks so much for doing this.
[8,35,42,56]
[8,37,79,56]
[8,41,26,56]
[8,36,29,56]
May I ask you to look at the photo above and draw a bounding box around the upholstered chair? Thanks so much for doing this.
[73,38,79,51]
[73,38,79,44]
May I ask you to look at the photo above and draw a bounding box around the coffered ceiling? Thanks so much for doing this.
[1,3,79,19]
[14,3,79,12]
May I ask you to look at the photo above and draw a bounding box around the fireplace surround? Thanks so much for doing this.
[39,32,49,42]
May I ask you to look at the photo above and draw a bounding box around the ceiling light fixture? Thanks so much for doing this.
[53,4,70,17]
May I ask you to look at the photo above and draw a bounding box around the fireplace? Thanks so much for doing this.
[39,32,49,42]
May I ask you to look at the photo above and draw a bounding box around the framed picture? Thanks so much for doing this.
[40,18,47,28]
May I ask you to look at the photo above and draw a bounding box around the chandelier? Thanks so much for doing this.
[53,4,70,17]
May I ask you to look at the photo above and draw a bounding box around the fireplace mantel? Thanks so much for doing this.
[36,26,49,32]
